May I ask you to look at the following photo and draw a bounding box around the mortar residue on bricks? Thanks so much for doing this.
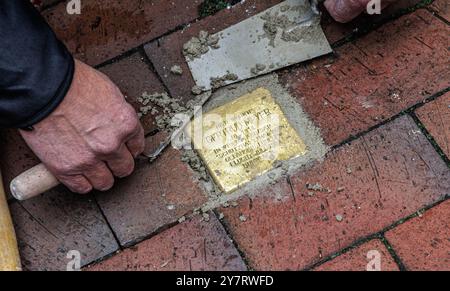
[138,91,210,131]
[138,92,186,130]
[180,74,329,211]
[170,65,183,75]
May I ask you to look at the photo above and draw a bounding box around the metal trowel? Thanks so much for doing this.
[186,0,332,91]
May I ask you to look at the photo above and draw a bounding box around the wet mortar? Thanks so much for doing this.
[191,85,206,95]
[250,63,267,75]
[178,74,329,212]
[170,65,183,75]
[137,92,186,130]
[183,0,327,93]
[259,3,318,48]
[210,72,239,89]
[183,30,221,60]
[138,91,209,131]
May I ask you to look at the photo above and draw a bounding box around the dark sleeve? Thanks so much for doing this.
[0,0,74,129]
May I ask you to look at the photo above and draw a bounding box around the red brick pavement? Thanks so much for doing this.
[218,116,449,270]
[279,9,450,146]
[1,0,448,271]
[385,200,450,271]
[87,213,247,271]
[10,187,119,271]
[43,0,202,66]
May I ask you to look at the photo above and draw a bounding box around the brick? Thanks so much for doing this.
[144,0,283,102]
[385,200,450,271]
[0,130,39,199]
[429,0,450,21]
[43,0,202,66]
[95,132,208,246]
[10,186,119,271]
[99,52,165,135]
[87,213,247,271]
[314,239,399,271]
[415,92,450,159]
[220,116,450,270]
[279,10,450,146]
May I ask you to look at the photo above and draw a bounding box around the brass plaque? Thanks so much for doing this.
[188,88,307,193]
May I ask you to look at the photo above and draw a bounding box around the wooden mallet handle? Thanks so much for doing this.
[10,164,59,201]
[0,171,22,271]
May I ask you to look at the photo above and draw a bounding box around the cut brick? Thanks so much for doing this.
[87,213,247,271]
[144,0,282,102]
[43,0,202,66]
[10,186,119,271]
[99,52,166,135]
[95,133,208,246]
[279,10,450,146]
[314,239,399,271]
[385,200,450,271]
[415,92,450,159]
[220,115,450,270]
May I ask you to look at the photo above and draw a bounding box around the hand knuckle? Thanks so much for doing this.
[75,157,97,170]
[137,140,145,153]
[54,164,72,174]
[93,141,121,155]
[120,107,139,133]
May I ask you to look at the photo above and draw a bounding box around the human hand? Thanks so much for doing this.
[20,59,145,194]
[324,0,394,23]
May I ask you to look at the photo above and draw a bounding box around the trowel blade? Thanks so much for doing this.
[186,0,332,91]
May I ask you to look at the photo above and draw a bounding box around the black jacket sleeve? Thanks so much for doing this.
[0,0,74,129]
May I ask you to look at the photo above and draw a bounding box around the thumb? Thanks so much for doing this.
[324,0,371,23]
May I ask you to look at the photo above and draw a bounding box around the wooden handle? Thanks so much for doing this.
[0,171,22,271]
[10,164,60,201]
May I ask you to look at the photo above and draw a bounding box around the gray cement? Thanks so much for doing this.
[181,74,329,211]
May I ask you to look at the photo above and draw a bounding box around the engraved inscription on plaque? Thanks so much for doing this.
[188,88,307,193]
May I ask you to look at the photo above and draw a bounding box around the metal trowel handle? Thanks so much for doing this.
[287,0,323,31]
[310,0,324,15]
